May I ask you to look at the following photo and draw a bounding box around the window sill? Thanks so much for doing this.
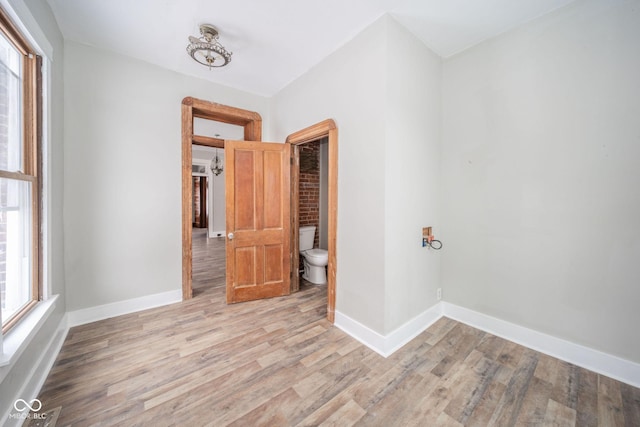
[0,295,59,369]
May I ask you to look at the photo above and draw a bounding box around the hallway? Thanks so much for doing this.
[192,228,225,295]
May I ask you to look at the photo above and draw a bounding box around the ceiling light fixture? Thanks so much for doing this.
[186,24,232,69]
[210,149,224,176]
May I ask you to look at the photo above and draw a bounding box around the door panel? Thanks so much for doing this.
[234,150,256,230]
[225,140,291,303]
[264,150,284,229]
[235,247,256,286]
[264,245,283,283]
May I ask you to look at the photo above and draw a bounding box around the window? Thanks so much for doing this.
[0,7,41,333]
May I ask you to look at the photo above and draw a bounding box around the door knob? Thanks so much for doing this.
[228,232,234,240]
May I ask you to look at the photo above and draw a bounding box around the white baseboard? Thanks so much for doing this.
[67,289,182,327]
[334,303,442,357]
[208,230,225,238]
[334,312,387,356]
[441,302,640,388]
[384,304,443,356]
[335,302,640,388]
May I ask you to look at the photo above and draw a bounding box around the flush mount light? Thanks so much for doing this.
[186,24,232,68]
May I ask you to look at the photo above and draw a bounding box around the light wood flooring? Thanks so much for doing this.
[192,228,226,295]
[37,229,640,426]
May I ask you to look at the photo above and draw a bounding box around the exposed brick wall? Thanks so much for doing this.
[192,176,208,228]
[192,177,201,226]
[299,142,320,249]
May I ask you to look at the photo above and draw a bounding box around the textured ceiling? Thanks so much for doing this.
[46,0,575,96]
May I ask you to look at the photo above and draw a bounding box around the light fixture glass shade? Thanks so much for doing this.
[210,150,223,176]
[187,24,232,68]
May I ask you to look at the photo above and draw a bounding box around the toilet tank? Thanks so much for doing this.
[299,226,316,251]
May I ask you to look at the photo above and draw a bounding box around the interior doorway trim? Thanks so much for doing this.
[287,119,338,323]
[182,97,262,300]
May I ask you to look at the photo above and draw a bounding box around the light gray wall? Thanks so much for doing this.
[272,15,442,335]
[271,17,388,333]
[193,118,244,140]
[384,17,442,334]
[0,0,65,420]
[441,0,640,363]
[63,41,269,311]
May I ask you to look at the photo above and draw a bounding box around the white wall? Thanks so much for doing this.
[441,0,640,363]
[271,17,388,333]
[384,18,442,334]
[63,41,269,311]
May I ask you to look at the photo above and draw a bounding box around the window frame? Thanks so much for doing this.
[0,6,41,334]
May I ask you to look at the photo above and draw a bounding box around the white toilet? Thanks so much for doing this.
[299,226,328,285]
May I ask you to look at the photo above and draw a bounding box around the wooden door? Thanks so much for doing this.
[225,141,291,303]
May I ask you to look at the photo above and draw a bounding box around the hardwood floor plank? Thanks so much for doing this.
[432,354,457,377]
[293,371,329,398]
[354,371,424,426]
[226,388,301,427]
[513,375,553,425]
[318,399,366,427]
[497,340,526,370]
[476,333,508,361]
[34,229,640,426]
[299,333,352,368]
[552,360,580,409]
[543,398,577,426]
[372,371,442,426]
[620,382,640,427]
[297,392,354,426]
[404,382,455,426]
[424,317,458,345]
[598,375,626,426]
[444,355,501,424]
[575,368,599,427]
[487,348,539,426]
[534,352,559,384]
[436,411,464,426]
[464,380,507,427]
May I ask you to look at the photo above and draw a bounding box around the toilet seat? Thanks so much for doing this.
[303,248,327,261]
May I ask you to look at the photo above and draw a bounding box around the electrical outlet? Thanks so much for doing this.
[437,288,442,301]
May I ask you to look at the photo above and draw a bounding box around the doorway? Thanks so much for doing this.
[191,145,231,296]
[181,97,262,300]
[287,120,338,323]
[181,98,338,323]
[293,140,327,281]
